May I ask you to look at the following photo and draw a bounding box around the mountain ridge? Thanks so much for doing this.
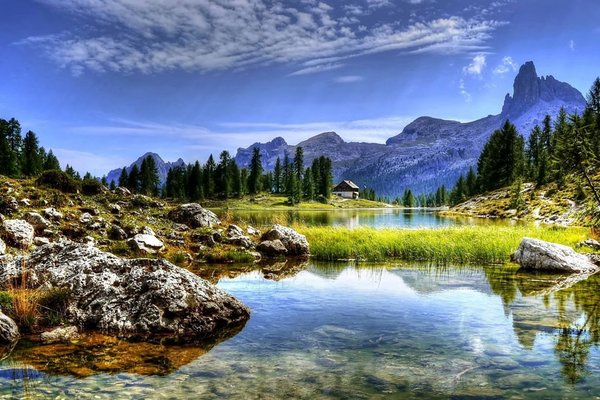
[106,152,185,186]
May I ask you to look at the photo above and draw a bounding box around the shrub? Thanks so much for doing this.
[36,170,81,193]
[81,178,104,195]
[38,288,71,326]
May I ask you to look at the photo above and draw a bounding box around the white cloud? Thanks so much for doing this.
[23,0,504,76]
[459,79,471,102]
[492,56,517,75]
[463,54,487,76]
[334,75,364,83]
[569,39,575,51]
[52,148,129,177]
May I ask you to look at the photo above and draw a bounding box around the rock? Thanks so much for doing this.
[0,239,5,255]
[109,225,127,240]
[24,212,51,231]
[172,223,189,232]
[192,233,216,247]
[1,242,249,341]
[79,212,93,225]
[43,207,63,221]
[109,204,121,214]
[83,236,96,247]
[20,198,31,207]
[0,219,35,248]
[127,234,164,254]
[257,239,288,256]
[247,226,260,236]
[80,207,100,216]
[512,237,598,273]
[40,326,80,344]
[224,224,253,249]
[260,224,309,256]
[34,237,50,246]
[116,187,131,196]
[141,226,155,236]
[167,203,220,228]
[0,311,19,343]
[0,196,19,215]
[580,239,600,251]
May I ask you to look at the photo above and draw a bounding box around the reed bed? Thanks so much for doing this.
[297,225,591,264]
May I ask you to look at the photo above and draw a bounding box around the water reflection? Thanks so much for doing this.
[2,262,600,398]
[219,208,520,228]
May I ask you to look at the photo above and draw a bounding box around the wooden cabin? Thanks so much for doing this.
[333,180,360,199]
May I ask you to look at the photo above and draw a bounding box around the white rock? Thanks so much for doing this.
[0,219,35,248]
[43,207,63,220]
[512,237,599,273]
[128,234,164,254]
[24,212,51,231]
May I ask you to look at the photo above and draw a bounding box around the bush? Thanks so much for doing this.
[36,170,81,193]
[81,178,104,195]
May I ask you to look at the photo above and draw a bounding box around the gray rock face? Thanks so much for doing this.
[24,212,51,231]
[512,238,599,273]
[43,207,63,221]
[168,203,220,228]
[127,234,164,254]
[257,239,287,256]
[2,242,250,341]
[41,326,80,344]
[260,225,309,256]
[1,220,35,248]
[0,311,19,343]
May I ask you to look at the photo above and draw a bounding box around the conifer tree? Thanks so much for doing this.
[248,147,263,194]
[128,164,140,192]
[43,149,61,171]
[273,157,282,194]
[118,167,129,187]
[204,154,216,198]
[21,130,42,176]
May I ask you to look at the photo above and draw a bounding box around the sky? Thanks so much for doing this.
[0,0,599,176]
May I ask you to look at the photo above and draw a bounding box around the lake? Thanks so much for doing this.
[219,208,518,228]
[2,261,600,399]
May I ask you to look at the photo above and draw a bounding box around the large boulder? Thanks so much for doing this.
[257,239,287,256]
[1,241,249,341]
[24,212,51,231]
[512,237,599,273]
[260,225,309,256]
[0,219,35,248]
[167,203,220,228]
[127,234,164,254]
[40,326,80,344]
[0,311,19,343]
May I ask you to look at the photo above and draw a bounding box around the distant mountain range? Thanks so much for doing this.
[107,61,586,196]
[234,61,585,196]
[106,152,185,186]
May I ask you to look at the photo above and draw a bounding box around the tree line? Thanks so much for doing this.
[156,146,334,204]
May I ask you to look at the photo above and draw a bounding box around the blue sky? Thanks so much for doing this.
[0,0,599,176]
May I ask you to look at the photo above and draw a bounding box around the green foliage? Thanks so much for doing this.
[36,169,81,193]
[81,178,103,195]
[299,225,590,264]
[248,147,263,194]
[402,189,415,207]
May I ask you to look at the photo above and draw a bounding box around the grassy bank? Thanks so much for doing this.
[203,193,392,210]
[297,225,593,264]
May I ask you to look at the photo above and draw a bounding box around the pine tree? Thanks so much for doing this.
[248,147,263,194]
[303,167,315,201]
[283,153,291,195]
[5,118,22,176]
[118,167,129,187]
[128,164,140,192]
[43,149,61,171]
[204,154,216,198]
[21,130,42,176]
[402,189,415,207]
[294,146,304,180]
[216,151,232,198]
[273,157,282,194]
[465,167,477,196]
[231,161,242,198]
[188,161,203,201]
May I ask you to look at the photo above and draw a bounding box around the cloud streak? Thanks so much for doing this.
[24,0,505,76]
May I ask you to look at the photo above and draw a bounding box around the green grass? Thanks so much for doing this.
[297,225,592,264]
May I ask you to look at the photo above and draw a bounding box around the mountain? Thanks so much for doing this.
[106,152,185,186]
[234,61,586,197]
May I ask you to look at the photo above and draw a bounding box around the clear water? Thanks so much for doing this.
[221,209,520,228]
[2,262,600,399]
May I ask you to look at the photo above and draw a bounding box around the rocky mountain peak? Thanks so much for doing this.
[298,131,344,147]
[501,61,584,117]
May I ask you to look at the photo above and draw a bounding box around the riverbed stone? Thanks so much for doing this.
[1,241,250,341]
[167,203,220,228]
[0,311,19,343]
[1,219,35,248]
[41,326,81,344]
[512,237,598,273]
[128,234,164,254]
[260,224,309,256]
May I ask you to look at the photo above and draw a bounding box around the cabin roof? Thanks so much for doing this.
[333,180,359,191]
